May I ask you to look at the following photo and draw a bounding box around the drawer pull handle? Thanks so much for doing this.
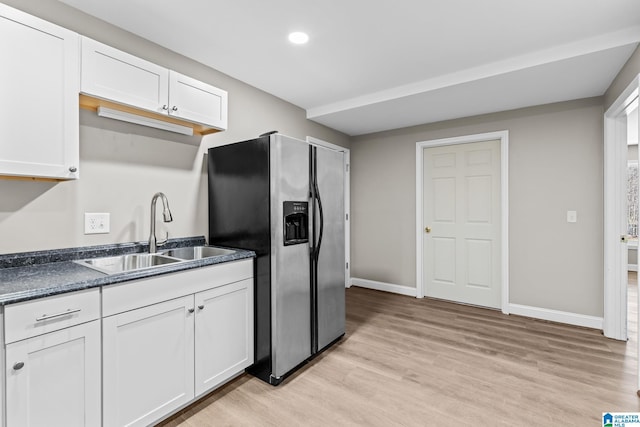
[188,308,195,314]
[13,362,24,370]
[198,305,205,310]
[35,308,81,322]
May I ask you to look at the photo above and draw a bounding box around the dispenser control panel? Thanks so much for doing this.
[283,201,309,245]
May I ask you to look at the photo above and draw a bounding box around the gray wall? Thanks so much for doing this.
[351,98,604,317]
[0,0,349,254]
[605,44,640,110]
[1,1,629,320]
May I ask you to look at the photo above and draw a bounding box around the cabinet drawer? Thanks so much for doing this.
[4,288,100,344]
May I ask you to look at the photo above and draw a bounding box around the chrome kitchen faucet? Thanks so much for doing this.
[149,192,173,253]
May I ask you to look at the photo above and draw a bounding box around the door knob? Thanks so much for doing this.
[425,227,432,233]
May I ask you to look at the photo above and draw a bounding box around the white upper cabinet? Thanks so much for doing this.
[81,37,169,115]
[169,71,228,129]
[0,3,79,180]
[81,37,228,132]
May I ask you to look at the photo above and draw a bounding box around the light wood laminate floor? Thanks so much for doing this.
[159,283,639,426]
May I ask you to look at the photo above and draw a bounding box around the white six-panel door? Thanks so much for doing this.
[423,139,501,308]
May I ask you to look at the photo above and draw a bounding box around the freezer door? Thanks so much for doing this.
[270,134,312,379]
[315,146,346,351]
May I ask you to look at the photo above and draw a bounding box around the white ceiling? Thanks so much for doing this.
[59,0,640,136]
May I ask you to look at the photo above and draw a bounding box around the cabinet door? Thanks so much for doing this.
[5,321,101,427]
[195,279,253,396]
[81,37,169,115]
[0,4,79,180]
[168,71,228,129]
[103,296,195,427]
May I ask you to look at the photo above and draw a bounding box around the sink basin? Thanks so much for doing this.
[75,246,236,275]
[75,253,181,275]
[158,246,236,260]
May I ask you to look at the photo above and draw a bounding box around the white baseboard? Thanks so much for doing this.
[508,303,603,330]
[350,279,603,330]
[628,264,638,272]
[350,277,417,297]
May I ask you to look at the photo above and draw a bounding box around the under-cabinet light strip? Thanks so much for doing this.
[96,106,194,136]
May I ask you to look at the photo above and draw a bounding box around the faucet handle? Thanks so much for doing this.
[157,232,169,247]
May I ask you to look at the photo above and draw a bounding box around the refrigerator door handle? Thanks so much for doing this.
[310,146,324,355]
[310,146,324,259]
[314,176,324,257]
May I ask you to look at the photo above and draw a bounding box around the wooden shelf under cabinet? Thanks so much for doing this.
[79,94,221,136]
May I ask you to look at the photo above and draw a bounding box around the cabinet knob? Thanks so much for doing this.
[188,308,195,314]
[68,166,77,173]
[171,106,178,112]
[13,362,24,370]
[198,305,205,310]
[162,104,169,111]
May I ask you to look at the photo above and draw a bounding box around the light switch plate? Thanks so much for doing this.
[85,213,110,234]
[567,210,577,223]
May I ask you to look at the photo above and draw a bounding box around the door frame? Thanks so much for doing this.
[306,136,351,288]
[415,131,510,313]
[603,73,640,341]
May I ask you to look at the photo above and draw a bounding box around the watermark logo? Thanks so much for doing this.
[603,412,640,426]
[604,413,613,427]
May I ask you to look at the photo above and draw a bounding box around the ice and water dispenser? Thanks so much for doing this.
[283,201,308,245]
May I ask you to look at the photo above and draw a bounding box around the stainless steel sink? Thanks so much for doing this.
[158,246,236,260]
[75,253,181,275]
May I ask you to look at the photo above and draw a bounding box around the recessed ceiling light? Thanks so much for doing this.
[288,32,309,45]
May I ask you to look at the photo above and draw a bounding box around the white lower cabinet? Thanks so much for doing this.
[5,320,101,427]
[0,259,253,427]
[102,296,195,427]
[101,259,254,427]
[195,279,253,396]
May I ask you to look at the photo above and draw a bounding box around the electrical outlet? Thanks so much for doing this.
[567,210,577,223]
[84,213,110,234]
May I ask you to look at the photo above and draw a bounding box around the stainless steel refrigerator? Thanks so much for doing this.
[207,133,345,385]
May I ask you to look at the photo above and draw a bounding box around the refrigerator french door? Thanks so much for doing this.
[208,133,345,385]
[270,136,311,379]
[311,145,345,353]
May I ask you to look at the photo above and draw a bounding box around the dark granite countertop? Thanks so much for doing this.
[0,236,255,306]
